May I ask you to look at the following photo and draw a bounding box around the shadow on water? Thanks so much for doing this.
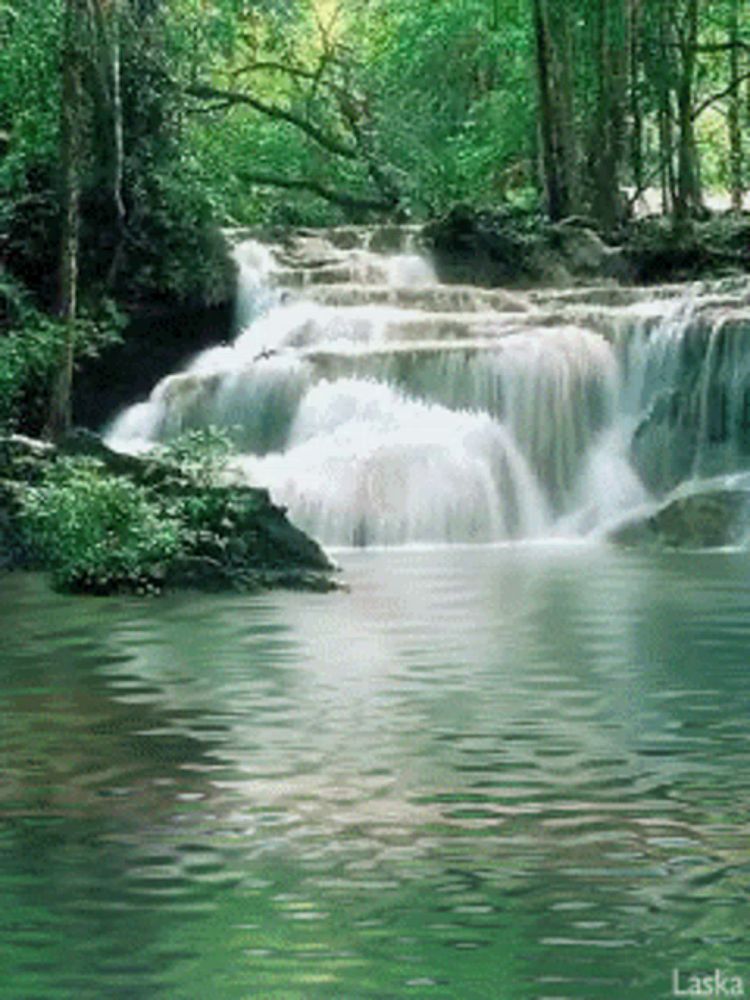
[1,548,750,999]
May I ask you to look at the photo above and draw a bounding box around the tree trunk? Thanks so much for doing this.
[728,0,743,210]
[656,3,676,214]
[106,0,127,285]
[674,0,702,222]
[591,0,628,231]
[628,0,644,195]
[46,0,86,440]
[532,0,577,220]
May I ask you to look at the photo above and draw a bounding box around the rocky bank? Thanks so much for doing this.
[0,432,339,595]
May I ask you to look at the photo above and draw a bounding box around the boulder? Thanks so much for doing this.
[609,488,750,549]
[424,206,633,288]
[549,221,632,282]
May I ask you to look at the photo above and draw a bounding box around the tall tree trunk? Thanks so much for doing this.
[656,2,676,214]
[556,6,579,213]
[46,0,86,440]
[103,0,126,285]
[88,0,127,285]
[532,0,577,220]
[674,0,702,222]
[728,0,743,210]
[591,0,628,231]
[628,0,644,195]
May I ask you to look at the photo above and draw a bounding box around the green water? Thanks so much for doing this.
[1,545,749,999]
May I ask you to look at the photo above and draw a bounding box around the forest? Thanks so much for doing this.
[1,0,750,438]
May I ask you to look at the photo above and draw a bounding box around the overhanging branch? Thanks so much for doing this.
[238,170,397,212]
[693,69,750,120]
[186,84,358,160]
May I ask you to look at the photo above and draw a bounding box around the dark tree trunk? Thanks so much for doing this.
[532,0,578,221]
[47,0,86,440]
[674,0,702,222]
[591,0,628,231]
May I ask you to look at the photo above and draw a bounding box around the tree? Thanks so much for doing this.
[674,0,703,221]
[531,0,579,220]
[589,0,629,231]
[46,0,86,440]
[727,0,743,209]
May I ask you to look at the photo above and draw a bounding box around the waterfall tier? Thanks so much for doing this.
[107,228,750,547]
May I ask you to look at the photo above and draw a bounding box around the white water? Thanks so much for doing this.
[106,230,750,546]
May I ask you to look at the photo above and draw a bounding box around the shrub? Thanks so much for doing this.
[155,427,237,538]
[158,426,233,488]
[20,457,181,594]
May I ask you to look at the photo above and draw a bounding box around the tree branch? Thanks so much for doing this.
[693,69,750,120]
[185,84,358,160]
[237,170,397,212]
[694,41,750,53]
[230,60,321,82]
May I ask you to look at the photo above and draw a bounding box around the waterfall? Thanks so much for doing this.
[106,229,750,547]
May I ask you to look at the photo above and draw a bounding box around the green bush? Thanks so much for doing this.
[158,426,233,489]
[156,427,237,544]
[0,274,124,433]
[20,457,181,594]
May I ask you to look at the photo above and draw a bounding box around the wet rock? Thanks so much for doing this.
[424,205,538,287]
[72,299,234,433]
[549,221,632,282]
[164,555,339,593]
[623,215,750,284]
[609,488,750,549]
[368,225,422,253]
[424,206,634,288]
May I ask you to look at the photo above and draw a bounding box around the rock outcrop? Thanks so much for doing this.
[609,487,750,549]
[0,432,339,595]
[424,206,632,288]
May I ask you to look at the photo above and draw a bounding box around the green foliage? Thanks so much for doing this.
[20,456,181,594]
[0,0,63,291]
[155,427,238,547]
[2,0,749,342]
[121,151,235,304]
[158,426,233,488]
[362,0,535,213]
[13,429,236,593]
[0,0,233,308]
[177,0,750,226]
[0,273,124,432]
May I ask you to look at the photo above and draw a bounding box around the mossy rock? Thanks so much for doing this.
[623,215,750,283]
[610,489,750,549]
[1,430,340,595]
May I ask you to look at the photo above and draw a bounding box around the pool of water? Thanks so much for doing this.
[1,545,749,999]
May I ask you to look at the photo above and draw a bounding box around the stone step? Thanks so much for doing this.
[300,283,530,314]
[272,265,360,287]
[265,306,528,344]
[292,224,423,253]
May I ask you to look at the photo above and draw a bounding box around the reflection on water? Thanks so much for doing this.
[1,546,750,999]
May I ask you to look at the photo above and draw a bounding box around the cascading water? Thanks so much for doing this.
[106,228,750,547]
